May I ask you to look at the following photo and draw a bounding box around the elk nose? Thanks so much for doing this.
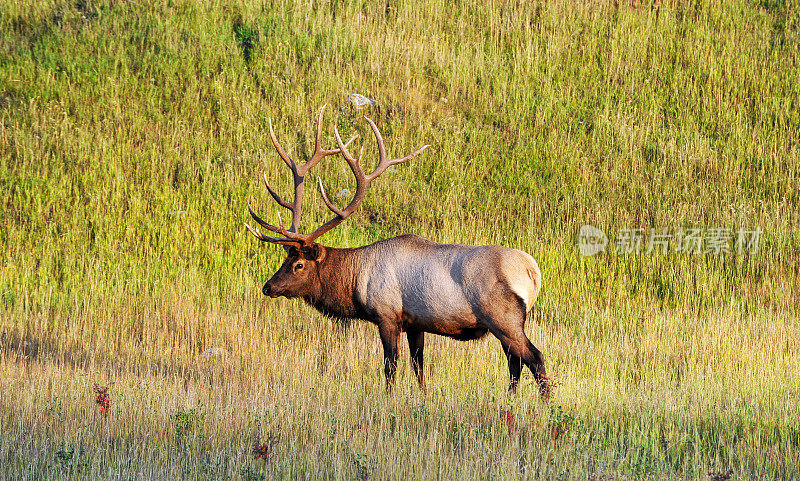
[262,283,272,297]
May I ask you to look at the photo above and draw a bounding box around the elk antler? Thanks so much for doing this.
[246,108,429,246]
[307,118,429,243]
[245,105,356,246]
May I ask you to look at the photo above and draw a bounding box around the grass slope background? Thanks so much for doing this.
[1,0,799,478]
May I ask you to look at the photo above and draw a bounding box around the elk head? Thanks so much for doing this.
[245,105,429,299]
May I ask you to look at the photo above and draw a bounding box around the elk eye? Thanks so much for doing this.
[294,262,304,271]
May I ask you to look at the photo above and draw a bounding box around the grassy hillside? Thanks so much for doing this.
[1,0,799,478]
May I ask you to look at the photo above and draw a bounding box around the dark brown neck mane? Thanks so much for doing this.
[301,245,370,321]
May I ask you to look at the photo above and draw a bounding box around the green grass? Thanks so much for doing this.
[1,0,799,478]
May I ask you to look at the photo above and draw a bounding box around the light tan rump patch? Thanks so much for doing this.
[507,250,542,312]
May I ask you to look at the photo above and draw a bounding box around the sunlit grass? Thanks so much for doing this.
[1,0,799,478]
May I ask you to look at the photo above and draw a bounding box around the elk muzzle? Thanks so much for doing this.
[262,282,279,298]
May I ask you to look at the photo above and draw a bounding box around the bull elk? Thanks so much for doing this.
[245,106,550,399]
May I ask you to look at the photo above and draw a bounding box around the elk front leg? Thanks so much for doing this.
[378,322,400,390]
[407,329,426,392]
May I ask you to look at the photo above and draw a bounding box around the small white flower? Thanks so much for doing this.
[347,93,375,109]
[201,347,228,358]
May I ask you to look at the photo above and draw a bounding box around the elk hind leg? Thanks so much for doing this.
[492,326,550,400]
[506,352,523,395]
[520,337,550,400]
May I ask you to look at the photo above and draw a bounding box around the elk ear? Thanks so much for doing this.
[300,244,325,262]
[285,245,300,257]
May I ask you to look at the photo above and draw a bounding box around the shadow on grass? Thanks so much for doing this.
[0,329,232,388]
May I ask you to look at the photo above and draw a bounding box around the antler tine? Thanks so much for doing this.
[300,105,357,176]
[268,118,298,174]
[364,117,430,181]
[247,200,307,242]
[317,177,345,218]
[262,172,292,211]
[333,126,371,218]
[332,124,367,181]
[244,222,305,246]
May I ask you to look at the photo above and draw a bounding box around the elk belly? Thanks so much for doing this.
[398,283,483,338]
